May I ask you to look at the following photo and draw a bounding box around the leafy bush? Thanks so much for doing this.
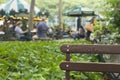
[0,40,103,80]
[92,21,120,44]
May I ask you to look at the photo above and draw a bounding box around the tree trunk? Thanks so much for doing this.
[28,0,35,31]
[58,0,63,28]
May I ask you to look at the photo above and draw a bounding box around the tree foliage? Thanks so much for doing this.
[92,0,120,44]
[31,0,106,17]
[1,0,107,19]
[106,0,120,31]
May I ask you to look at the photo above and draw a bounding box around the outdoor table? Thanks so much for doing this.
[0,31,5,35]
[31,29,37,36]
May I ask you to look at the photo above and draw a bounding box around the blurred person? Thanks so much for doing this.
[15,21,31,41]
[54,26,63,39]
[85,16,96,41]
[67,27,77,40]
[48,27,54,38]
[67,27,85,40]
[77,26,85,39]
[32,18,49,40]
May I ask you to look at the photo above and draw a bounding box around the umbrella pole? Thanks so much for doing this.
[77,17,81,31]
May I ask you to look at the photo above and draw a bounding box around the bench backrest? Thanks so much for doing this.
[60,44,120,80]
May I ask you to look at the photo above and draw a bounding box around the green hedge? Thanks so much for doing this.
[0,40,103,80]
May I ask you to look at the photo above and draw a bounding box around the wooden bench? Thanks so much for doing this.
[60,44,120,80]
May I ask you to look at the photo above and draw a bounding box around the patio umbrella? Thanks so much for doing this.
[65,6,95,31]
[0,0,40,15]
[66,6,95,17]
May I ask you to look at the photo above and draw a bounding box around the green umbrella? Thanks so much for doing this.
[65,6,95,31]
[66,6,95,17]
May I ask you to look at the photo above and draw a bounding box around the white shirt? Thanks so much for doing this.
[15,26,24,38]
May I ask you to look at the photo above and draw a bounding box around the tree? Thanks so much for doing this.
[28,0,35,31]
[58,0,63,28]
[106,0,120,32]
[106,0,120,64]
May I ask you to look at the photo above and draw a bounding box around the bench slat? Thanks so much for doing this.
[60,44,120,54]
[60,62,120,73]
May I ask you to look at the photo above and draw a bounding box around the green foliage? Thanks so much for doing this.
[92,20,120,44]
[92,0,120,44]
[27,0,106,20]
[0,40,103,80]
[91,0,120,44]
[106,0,120,29]
[1,0,107,21]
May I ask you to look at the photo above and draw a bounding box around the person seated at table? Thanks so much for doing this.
[15,21,31,41]
[32,18,49,40]
[67,27,77,40]
[76,27,85,39]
